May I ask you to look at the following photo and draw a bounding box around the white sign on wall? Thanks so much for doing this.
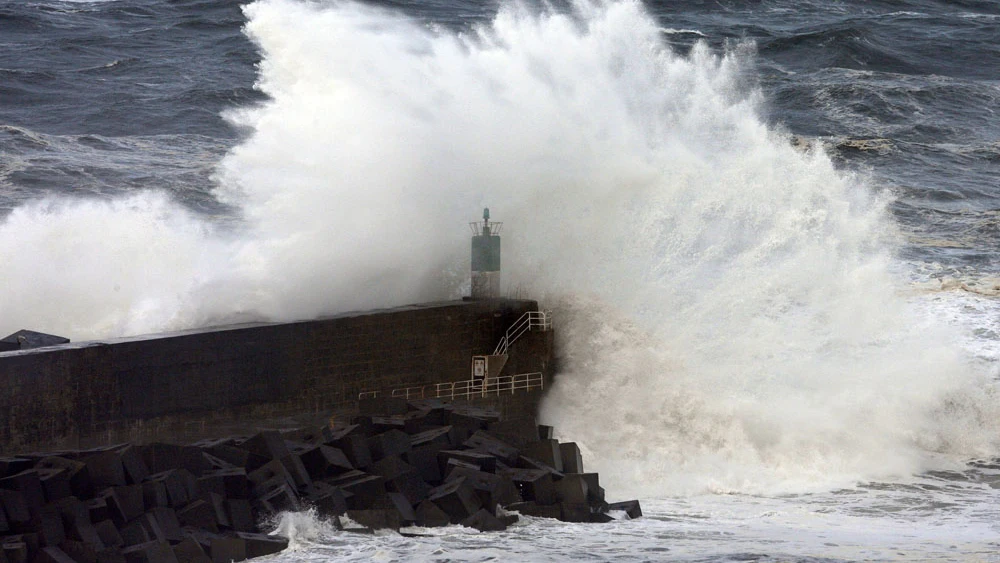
[472,356,487,381]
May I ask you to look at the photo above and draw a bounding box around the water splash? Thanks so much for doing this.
[0,0,996,493]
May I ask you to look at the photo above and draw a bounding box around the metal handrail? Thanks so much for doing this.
[468,221,504,236]
[359,372,544,402]
[493,311,552,356]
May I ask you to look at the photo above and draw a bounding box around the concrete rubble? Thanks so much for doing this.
[0,398,641,562]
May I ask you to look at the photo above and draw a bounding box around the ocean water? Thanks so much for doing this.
[3,0,1000,560]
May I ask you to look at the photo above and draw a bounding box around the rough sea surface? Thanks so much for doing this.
[2,0,1000,560]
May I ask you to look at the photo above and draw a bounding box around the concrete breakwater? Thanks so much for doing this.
[0,398,641,562]
[0,299,546,453]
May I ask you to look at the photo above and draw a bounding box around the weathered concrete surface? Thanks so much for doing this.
[0,299,539,453]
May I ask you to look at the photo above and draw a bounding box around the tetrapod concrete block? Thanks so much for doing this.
[505,501,561,519]
[383,470,429,507]
[170,538,209,563]
[463,432,519,464]
[0,489,31,531]
[372,412,425,435]
[86,497,109,523]
[438,450,498,474]
[369,456,417,480]
[142,482,170,509]
[523,440,563,472]
[94,519,124,548]
[300,483,347,517]
[427,477,481,524]
[33,547,76,563]
[553,474,589,504]
[281,426,325,445]
[608,500,642,519]
[386,493,416,526]
[146,507,184,543]
[224,499,255,534]
[234,533,288,559]
[118,520,151,547]
[335,474,384,511]
[297,446,352,481]
[488,417,541,448]
[237,433,290,464]
[368,431,411,461]
[36,468,72,503]
[36,457,92,499]
[322,428,372,470]
[1,540,28,563]
[444,467,520,511]
[409,426,452,449]
[176,501,218,534]
[201,493,230,529]
[50,497,99,546]
[247,461,294,497]
[121,540,178,563]
[253,484,300,515]
[0,458,33,480]
[36,504,66,547]
[0,470,46,515]
[208,536,246,563]
[502,469,554,505]
[203,446,264,473]
[198,469,248,500]
[60,539,100,563]
[414,501,449,528]
[403,444,445,485]
[145,471,191,508]
[99,486,145,525]
[345,509,400,531]
[83,454,127,489]
[517,456,564,480]
[117,446,150,485]
[443,458,481,480]
[460,508,506,532]
[277,455,312,489]
[559,443,583,474]
[559,502,591,523]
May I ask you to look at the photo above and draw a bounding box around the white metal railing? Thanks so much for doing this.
[359,372,544,402]
[493,310,552,356]
[468,221,503,236]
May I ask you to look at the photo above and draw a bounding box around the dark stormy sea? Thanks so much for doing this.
[3,0,1000,560]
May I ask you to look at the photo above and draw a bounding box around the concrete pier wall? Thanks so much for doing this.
[0,299,543,453]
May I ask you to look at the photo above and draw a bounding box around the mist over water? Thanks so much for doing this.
[1,0,998,500]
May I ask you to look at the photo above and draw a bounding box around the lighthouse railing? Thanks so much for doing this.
[468,221,503,236]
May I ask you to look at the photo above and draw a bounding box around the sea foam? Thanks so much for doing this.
[0,0,996,495]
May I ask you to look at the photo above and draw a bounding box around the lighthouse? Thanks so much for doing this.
[470,207,501,299]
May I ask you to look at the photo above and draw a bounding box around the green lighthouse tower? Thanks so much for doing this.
[470,207,501,299]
